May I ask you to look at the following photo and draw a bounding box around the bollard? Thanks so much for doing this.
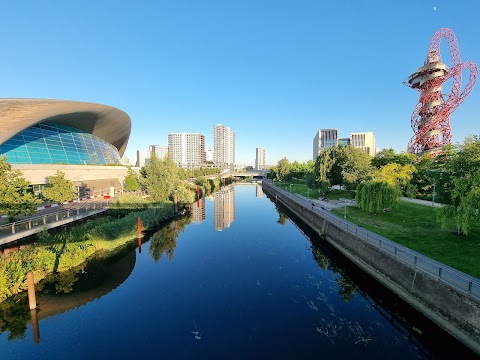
[196,185,200,200]
[137,217,142,236]
[27,271,36,310]
[30,309,40,343]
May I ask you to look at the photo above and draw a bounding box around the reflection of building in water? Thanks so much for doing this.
[256,185,264,197]
[214,187,235,231]
[191,197,206,222]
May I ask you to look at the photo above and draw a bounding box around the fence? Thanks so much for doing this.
[263,180,480,301]
[0,201,110,244]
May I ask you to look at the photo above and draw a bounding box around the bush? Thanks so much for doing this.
[355,181,401,214]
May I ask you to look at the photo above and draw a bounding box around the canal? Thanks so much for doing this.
[0,184,476,359]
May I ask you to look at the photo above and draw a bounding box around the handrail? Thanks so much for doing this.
[0,201,110,238]
[263,179,480,301]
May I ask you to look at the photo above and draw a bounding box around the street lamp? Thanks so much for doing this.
[72,178,82,202]
[344,199,347,219]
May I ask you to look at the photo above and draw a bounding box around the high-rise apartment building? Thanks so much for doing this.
[149,145,168,159]
[213,124,235,168]
[255,147,265,170]
[205,148,214,162]
[350,132,376,156]
[168,133,205,167]
[313,129,338,161]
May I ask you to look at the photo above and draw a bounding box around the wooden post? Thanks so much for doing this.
[27,271,36,310]
[137,217,141,236]
[174,193,178,214]
[30,309,40,343]
[137,237,142,254]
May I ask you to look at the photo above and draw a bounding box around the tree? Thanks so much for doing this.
[276,158,291,181]
[341,146,373,188]
[437,136,480,235]
[371,148,416,168]
[42,171,77,206]
[0,156,41,221]
[438,169,480,236]
[313,148,335,191]
[124,167,141,192]
[141,154,181,202]
[372,163,415,188]
[355,181,401,214]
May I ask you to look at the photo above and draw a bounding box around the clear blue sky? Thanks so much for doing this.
[1,1,479,166]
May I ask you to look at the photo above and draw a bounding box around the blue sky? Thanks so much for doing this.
[1,1,479,166]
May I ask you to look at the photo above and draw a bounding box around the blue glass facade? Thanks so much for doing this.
[0,123,121,165]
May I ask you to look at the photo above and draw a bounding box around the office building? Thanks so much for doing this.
[350,132,376,156]
[313,129,338,161]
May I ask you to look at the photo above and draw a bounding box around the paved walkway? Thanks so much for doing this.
[0,197,107,227]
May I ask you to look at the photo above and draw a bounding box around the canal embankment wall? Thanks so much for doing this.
[262,180,480,355]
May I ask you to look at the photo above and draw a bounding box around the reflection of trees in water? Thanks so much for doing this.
[312,246,357,302]
[275,205,288,225]
[0,293,30,340]
[149,216,192,262]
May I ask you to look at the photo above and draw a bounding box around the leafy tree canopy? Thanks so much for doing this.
[124,166,141,192]
[141,154,181,202]
[371,148,416,168]
[42,171,77,206]
[0,156,41,221]
[372,163,416,187]
[355,181,401,214]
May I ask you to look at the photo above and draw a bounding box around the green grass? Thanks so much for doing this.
[276,182,322,200]
[277,181,355,200]
[331,202,480,278]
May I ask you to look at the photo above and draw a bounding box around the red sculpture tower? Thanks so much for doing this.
[405,28,477,156]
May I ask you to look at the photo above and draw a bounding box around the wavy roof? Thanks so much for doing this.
[0,99,131,156]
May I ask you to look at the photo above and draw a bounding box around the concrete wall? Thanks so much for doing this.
[12,164,142,197]
[262,181,480,355]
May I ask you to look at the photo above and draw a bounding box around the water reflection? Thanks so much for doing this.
[214,186,235,231]
[256,185,264,197]
[191,198,206,223]
[0,244,136,341]
[148,216,192,262]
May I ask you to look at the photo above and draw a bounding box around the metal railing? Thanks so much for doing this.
[0,201,110,239]
[263,180,480,301]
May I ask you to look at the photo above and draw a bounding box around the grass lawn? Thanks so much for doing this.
[331,202,480,279]
[278,181,355,200]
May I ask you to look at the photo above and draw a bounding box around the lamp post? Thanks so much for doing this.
[344,199,347,219]
[72,178,82,202]
[432,179,436,206]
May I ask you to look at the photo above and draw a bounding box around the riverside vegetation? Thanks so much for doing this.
[0,166,228,302]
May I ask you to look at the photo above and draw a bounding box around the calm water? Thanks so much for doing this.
[0,184,476,359]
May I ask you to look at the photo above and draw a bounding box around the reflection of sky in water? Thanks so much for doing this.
[2,185,468,359]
